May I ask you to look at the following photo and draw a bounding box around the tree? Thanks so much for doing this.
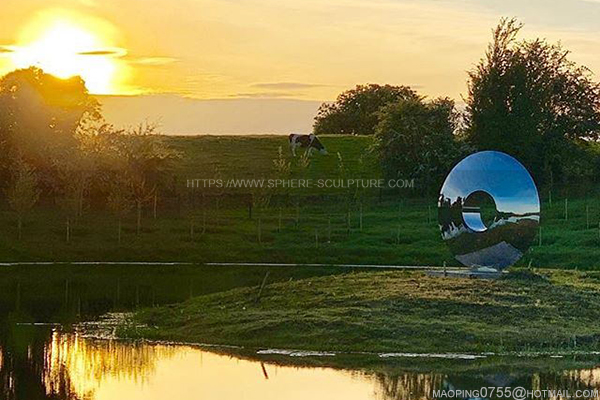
[0,67,100,183]
[6,157,40,240]
[108,123,178,235]
[272,145,292,204]
[55,150,95,222]
[373,97,470,192]
[272,146,291,230]
[107,174,133,244]
[465,18,600,184]
[130,175,156,235]
[313,84,419,135]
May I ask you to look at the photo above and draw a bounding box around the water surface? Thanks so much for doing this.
[1,265,600,399]
[2,326,600,400]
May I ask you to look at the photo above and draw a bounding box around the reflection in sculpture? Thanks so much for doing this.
[438,151,540,271]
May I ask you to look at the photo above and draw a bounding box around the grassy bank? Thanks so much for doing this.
[125,269,600,354]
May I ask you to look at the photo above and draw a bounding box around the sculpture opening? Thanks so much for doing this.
[462,191,497,232]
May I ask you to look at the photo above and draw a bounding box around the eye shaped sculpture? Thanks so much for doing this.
[438,151,540,271]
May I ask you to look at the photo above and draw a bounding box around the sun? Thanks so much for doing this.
[9,11,126,94]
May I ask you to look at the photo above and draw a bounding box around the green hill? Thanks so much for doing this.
[125,269,600,356]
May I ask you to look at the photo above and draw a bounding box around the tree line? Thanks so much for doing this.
[313,18,600,190]
[1,17,599,241]
[0,67,178,240]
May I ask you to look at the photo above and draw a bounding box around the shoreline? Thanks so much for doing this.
[72,328,600,374]
[110,269,600,367]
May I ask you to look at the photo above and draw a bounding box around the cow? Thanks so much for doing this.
[288,133,328,156]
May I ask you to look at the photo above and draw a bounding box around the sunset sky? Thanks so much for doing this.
[2,0,600,133]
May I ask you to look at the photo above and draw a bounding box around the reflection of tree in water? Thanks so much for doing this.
[564,369,600,388]
[371,372,445,400]
[533,370,600,400]
[0,323,63,400]
[370,369,600,400]
[42,331,176,399]
[4,324,600,400]
[0,326,175,399]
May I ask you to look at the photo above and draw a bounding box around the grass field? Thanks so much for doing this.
[0,134,598,268]
[166,134,380,181]
[124,269,600,355]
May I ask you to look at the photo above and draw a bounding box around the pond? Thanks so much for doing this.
[1,265,600,399]
[4,326,600,400]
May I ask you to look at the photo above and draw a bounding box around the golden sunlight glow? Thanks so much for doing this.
[9,10,127,94]
[43,332,378,400]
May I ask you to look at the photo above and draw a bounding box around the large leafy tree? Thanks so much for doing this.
[374,97,470,192]
[0,67,101,179]
[465,18,600,184]
[313,84,419,135]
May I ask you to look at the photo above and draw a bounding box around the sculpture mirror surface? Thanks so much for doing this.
[438,151,540,271]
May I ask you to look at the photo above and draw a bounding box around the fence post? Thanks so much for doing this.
[278,208,282,232]
[345,209,350,235]
[587,205,590,229]
[66,218,70,243]
[216,196,220,226]
[153,192,158,219]
[258,218,262,244]
[359,203,363,231]
[256,271,270,303]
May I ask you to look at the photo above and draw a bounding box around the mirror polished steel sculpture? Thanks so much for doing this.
[438,151,540,271]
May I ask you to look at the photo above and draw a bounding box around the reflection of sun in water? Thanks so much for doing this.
[9,11,126,94]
